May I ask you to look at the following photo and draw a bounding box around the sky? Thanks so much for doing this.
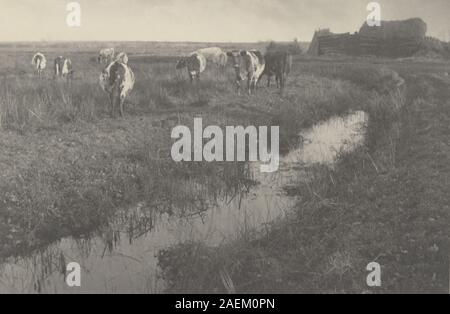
[0,0,449,42]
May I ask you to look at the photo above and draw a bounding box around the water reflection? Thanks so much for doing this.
[0,111,367,293]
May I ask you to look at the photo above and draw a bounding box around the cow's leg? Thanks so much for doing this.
[119,95,125,117]
[280,73,285,94]
[253,76,259,93]
[109,93,115,118]
[267,74,272,87]
[247,73,252,95]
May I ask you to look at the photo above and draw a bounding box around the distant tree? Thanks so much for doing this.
[266,39,303,55]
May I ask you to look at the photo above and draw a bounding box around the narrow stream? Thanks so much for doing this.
[0,111,368,293]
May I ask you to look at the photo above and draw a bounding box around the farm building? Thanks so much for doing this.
[308,18,429,58]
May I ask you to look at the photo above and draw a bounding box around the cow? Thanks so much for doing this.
[98,48,115,64]
[263,51,292,94]
[176,52,206,82]
[54,56,74,81]
[99,61,135,117]
[226,50,265,95]
[195,47,228,69]
[115,52,129,64]
[31,52,47,78]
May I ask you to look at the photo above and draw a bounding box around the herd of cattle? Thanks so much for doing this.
[31,47,292,117]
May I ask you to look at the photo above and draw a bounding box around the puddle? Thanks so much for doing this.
[0,111,368,293]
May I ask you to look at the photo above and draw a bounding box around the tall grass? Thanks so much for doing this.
[157,65,411,293]
[0,49,411,280]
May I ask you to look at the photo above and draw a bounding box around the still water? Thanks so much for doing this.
[0,111,367,293]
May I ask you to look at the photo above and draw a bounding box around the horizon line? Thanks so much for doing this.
[0,39,311,44]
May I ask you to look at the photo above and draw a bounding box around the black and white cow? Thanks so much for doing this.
[99,61,135,117]
[54,56,74,81]
[32,52,47,78]
[226,50,265,95]
[176,52,207,82]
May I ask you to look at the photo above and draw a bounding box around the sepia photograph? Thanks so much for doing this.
[0,0,449,300]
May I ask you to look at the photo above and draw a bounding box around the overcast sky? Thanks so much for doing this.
[0,0,449,42]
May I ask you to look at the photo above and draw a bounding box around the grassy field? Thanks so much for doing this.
[159,59,450,294]
[0,42,449,293]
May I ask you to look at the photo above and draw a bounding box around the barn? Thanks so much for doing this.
[308,18,429,58]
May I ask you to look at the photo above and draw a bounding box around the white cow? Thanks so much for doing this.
[31,52,47,78]
[99,61,135,117]
[195,47,228,68]
[98,48,115,64]
[226,50,265,95]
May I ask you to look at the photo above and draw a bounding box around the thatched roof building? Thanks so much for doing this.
[307,29,333,55]
[359,18,427,40]
[308,18,430,58]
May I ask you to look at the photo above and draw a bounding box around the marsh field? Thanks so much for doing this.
[0,41,449,293]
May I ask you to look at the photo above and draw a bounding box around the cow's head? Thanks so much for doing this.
[176,58,188,70]
[186,55,201,75]
[226,51,243,69]
[227,50,249,81]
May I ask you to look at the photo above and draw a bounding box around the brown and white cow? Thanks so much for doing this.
[176,52,207,82]
[98,48,115,64]
[226,50,265,95]
[32,52,47,78]
[263,51,292,94]
[54,56,74,81]
[99,61,135,117]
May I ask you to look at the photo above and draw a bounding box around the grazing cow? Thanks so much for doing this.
[98,48,115,64]
[226,50,265,95]
[176,53,207,82]
[31,52,47,78]
[54,56,74,81]
[195,47,228,69]
[263,51,292,93]
[99,61,135,117]
[115,52,129,64]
